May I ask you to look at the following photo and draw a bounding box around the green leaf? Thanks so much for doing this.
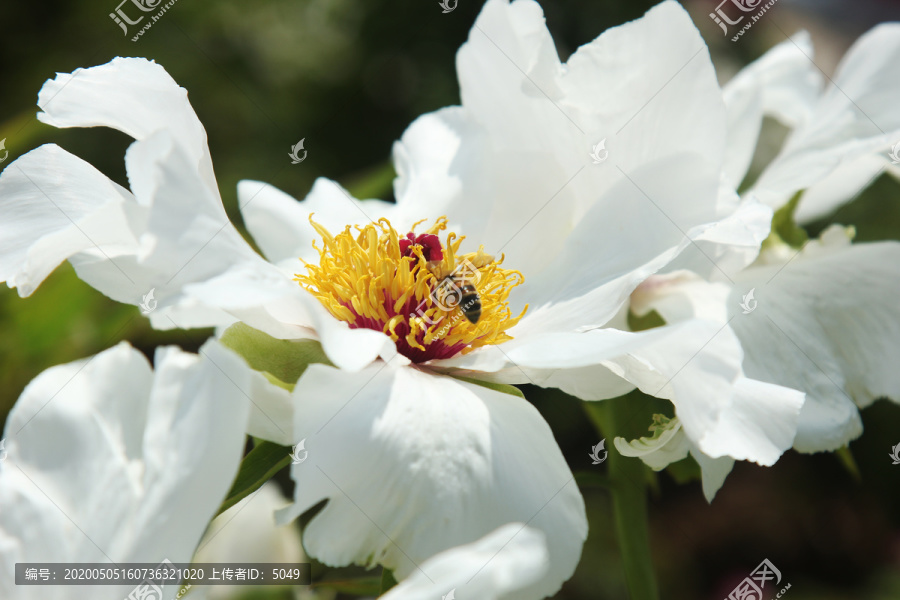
[627,309,665,332]
[380,568,399,593]
[217,441,292,516]
[220,322,333,385]
[451,375,525,399]
[262,371,294,392]
[765,190,809,249]
[312,576,382,595]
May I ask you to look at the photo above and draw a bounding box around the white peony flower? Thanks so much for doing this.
[0,51,586,600]
[0,0,815,594]
[0,341,252,600]
[621,23,900,492]
[243,0,804,487]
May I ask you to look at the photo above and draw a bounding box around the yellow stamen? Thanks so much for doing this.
[294,215,527,362]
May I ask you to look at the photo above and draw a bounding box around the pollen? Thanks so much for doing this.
[295,216,527,363]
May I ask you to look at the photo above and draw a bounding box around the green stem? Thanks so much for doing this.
[380,567,398,594]
[584,400,659,600]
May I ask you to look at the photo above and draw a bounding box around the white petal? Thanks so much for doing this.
[627,271,806,463]
[425,343,519,376]
[559,0,726,169]
[243,376,294,445]
[730,241,900,451]
[0,145,137,297]
[241,109,481,269]
[237,180,309,266]
[65,130,272,319]
[690,449,735,503]
[528,363,636,401]
[0,343,155,588]
[666,195,774,280]
[408,0,727,289]
[21,60,426,379]
[721,31,821,188]
[497,319,744,453]
[28,61,279,332]
[432,353,626,402]
[68,128,391,371]
[750,23,900,209]
[135,341,252,559]
[438,316,752,465]
[278,363,586,600]
[30,60,326,344]
[179,268,395,373]
[699,377,804,465]
[38,57,219,201]
[501,323,693,370]
[630,271,731,325]
[457,0,564,149]
[200,338,294,445]
[382,523,548,600]
[601,321,746,457]
[0,340,251,599]
[795,154,893,223]
[392,108,469,227]
[459,0,726,174]
[514,155,721,327]
[238,178,398,266]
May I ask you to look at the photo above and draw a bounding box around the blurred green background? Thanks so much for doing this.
[2,0,900,598]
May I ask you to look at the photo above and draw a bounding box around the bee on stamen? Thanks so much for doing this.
[425,252,493,325]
